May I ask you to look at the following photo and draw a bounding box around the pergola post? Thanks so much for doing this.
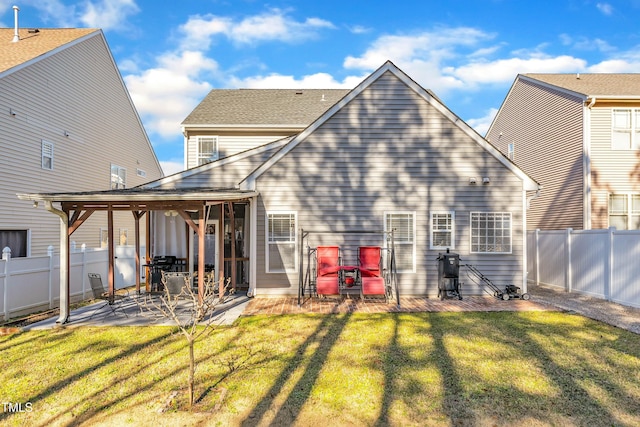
[108,208,115,296]
[197,204,205,303]
[44,201,70,324]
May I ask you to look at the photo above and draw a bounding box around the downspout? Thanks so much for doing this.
[526,189,542,209]
[523,187,542,293]
[584,97,595,229]
[45,201,70,324]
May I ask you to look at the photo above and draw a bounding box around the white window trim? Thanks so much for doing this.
[608,193,640,230]
[100,228,108,249]
[384,211,416,273]
[41,140,54,170]
[110,164,126,189]
[118,228,129,246]
[612,108,640,150]
[430,211,455,250]
[469,212,512,254]
[197,136,219,165]
[265,211,297,273]
[507,143,515,161]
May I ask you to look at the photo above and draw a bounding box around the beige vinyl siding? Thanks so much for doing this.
[158,144,283,189]
[0,32,162,255]
[186,132,295,168]
[253,71,526,296]
[487,78,584,230]
[589,107,640,228]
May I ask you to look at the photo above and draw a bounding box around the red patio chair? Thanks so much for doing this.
[316,246,340,296]
[358,246,386,299]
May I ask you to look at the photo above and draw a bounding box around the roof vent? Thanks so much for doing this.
[12,5,20,43]
[576,73,580,79]
[321,94,326,101]
[295,91,303,95]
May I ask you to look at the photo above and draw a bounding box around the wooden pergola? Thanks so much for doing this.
[18,187,258,324]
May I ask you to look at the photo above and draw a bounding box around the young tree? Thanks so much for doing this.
[138,273,230,408]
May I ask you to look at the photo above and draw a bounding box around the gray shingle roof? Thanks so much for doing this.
[181,89,350,126]
[523,73,640,97]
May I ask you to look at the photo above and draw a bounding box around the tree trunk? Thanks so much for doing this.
[188,337,195,408]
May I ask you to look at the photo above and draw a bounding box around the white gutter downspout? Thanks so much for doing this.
[12,6,20,42]
[45,201,71,324]
[584,97,595,229]
[248,195,257,297]
[523,188,542,293]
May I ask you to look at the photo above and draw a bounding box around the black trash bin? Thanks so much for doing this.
[436,250,462,300]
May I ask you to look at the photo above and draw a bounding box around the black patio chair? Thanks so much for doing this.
[88,273,129,318]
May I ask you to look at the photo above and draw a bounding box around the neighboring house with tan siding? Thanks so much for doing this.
[486,73,640,230]
[148,61,541,296]
[181,89,349,169]
[0,27,162,256]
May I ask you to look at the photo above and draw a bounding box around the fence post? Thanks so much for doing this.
[606,227,614,302]
[565,228,572,293]
[81,244,87,299]
[3,247,11,320]
[535,229,540,287]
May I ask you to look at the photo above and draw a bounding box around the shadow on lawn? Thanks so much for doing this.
[48,323,256,426]
[493,314,637,425]
[241,312,352,426]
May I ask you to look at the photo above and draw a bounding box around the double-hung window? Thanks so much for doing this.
[42,140,54,170]
[266,212,297,273]
[470,212,512,254]
[612,109,640,150]
[385,212,416,272]
[430,212,455,249]
[197,136,219,165]
[609,194,640,229]
[110,165,126,189]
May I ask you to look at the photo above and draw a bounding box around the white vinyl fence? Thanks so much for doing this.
[528,228,640,309]
[0,245,145,320]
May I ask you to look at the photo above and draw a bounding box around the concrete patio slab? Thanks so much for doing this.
[22,291,251,330]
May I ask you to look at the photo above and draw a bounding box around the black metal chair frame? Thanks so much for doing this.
[88,273,129,318]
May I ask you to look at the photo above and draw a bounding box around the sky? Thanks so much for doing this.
[2,1,640,175]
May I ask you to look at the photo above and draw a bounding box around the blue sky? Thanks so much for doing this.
[2,1,640,175]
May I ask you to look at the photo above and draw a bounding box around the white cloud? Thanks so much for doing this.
[228,71,364,89]
[466,108,498,137]
[178,8,335,50]
[559,34,615,52]
[344,28,493,70]
[160,159,185,176]
[588,58,640,72]
[348,25,371,34]
[596,2,614,15]
[449,55,588,85]
[124,51,218,139]
[79,0,139,30]
[14,0,139,30]
[342,28,494,94]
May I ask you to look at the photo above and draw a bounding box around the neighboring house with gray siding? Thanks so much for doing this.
[486,73,640,230]
[0,27,163,256]
[181,89,349,169]
[149,61,541,297]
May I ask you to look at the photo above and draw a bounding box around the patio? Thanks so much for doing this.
[23,291,252,330]
[22,292,553,330]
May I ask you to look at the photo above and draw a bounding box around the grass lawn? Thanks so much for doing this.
[1,311,639,426]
